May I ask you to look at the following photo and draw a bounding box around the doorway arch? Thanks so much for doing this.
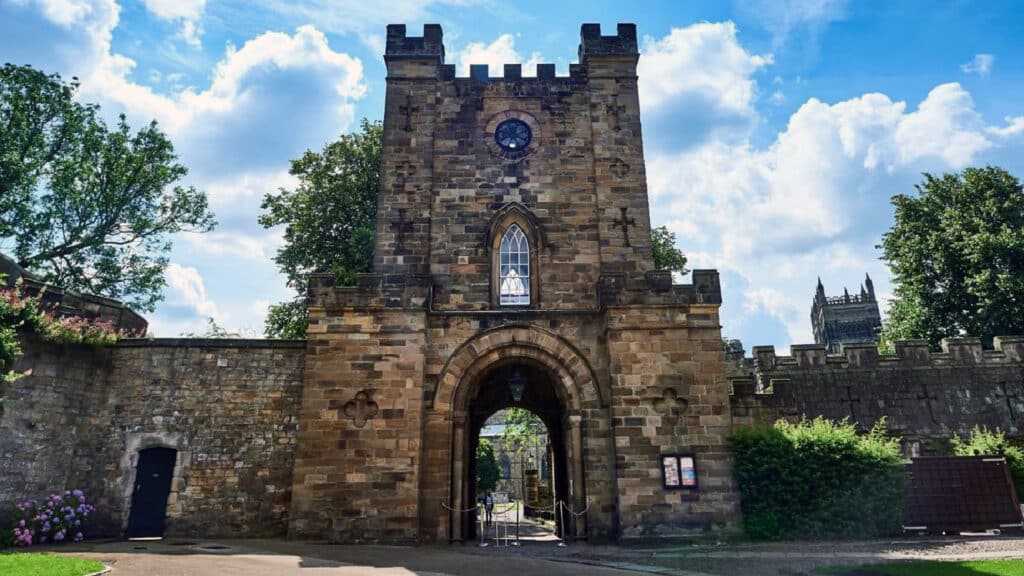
[463,362,570,540]
[433,325,607,542]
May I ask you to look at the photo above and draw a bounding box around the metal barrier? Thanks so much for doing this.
[558,499,590,546]
[459,499,590,548]
[441,500,482,546]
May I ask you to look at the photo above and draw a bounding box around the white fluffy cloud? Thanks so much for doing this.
[141,0,204,20]
[164,263,222,320]
[961,53,994,76]
[638,23,772,148]
[449,34,544,77]
[141,0,205,47]
[649,75,1022,344]
[640,22,771,113]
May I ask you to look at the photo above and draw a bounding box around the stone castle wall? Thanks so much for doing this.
[0,337,305,537]
[729,337,1024,452]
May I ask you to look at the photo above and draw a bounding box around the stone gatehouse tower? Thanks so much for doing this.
[288,23,740,542]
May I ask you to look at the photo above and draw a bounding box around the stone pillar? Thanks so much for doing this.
[605,281,741,538]
[289,277,427,542]
[581,23,655,275]
[375,24,443,277]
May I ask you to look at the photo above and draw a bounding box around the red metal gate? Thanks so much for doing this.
[904,456,1023,533]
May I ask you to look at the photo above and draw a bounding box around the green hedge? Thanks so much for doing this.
[952,426,1024,499]
[730,417,907,540]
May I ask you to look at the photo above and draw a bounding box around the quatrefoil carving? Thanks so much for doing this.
[653,388,688,417]
[343,390,379,428]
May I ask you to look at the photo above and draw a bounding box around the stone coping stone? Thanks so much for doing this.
[115,338,307,349]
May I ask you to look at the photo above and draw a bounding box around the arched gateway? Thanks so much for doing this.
[288,22,740,543]
[432,326,607,541]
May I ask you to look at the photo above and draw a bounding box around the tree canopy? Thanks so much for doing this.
[0,64,215,312]
[259,119,382,338]
[502,407,546,457]
[651,225,688,278]
[880,166,1024,348]
[475,438,500,493]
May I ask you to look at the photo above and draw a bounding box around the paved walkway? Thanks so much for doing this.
[551,534,1024,575]
[48,534,1024,576]
[53,538,641,576]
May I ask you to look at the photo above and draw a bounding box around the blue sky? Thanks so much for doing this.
[2,0,1023,351]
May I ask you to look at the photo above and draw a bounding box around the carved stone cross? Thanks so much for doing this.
[610,158,630,179]
[606,98,627,131]
[398,94,419,132]
[343,390,379,428]
[843,385,862,421]
[612,207,636,247]
[390,208,415,250]
[653,388,688,417]
[995,381,1020,420]
[916,380,940,425]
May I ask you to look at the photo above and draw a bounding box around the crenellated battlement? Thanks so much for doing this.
[385,23,445,62]
[438,62,586,82]
[747,336,1024,371]
[730,335,1024,446]
[385,23,637,81]
[579,23,638,60]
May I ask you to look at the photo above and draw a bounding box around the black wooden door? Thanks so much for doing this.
[126,447,176,538]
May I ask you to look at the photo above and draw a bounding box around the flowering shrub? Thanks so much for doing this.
[2,278,141,391]
[11,489,96,546]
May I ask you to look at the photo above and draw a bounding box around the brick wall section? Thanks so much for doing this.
[0,338,305,538]
[729,337,1024,451]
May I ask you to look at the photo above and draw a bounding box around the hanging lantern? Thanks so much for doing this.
[508,367,525,403]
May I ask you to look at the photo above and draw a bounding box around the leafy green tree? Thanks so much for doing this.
[0,64,216,312]
[476,438,500,493]
[651,225,688,278]
[259,119,382,338]
[880,167,1024,348]
[502,407,545,457]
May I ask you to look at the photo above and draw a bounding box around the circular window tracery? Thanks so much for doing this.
[494,119,532,152]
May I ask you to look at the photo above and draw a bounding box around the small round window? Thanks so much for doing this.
[494,119,532,152]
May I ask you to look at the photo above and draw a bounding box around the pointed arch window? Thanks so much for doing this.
[499,225,530,305]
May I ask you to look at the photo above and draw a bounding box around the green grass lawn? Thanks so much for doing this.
[0,552,105,576]
[818,560,1024,576]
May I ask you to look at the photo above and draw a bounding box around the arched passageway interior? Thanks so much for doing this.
[460,361,574,541]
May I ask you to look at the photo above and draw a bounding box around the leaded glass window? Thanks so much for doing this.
[499,225,530,305]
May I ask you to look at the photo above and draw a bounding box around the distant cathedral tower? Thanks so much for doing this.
[811,274,882,353]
